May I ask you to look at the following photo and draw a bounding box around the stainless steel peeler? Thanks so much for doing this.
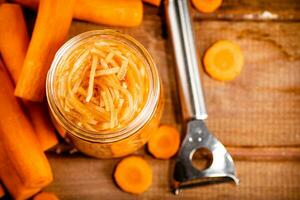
[165,0,239,194]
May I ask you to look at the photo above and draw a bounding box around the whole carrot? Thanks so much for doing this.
[0,60,53,189]
[14,0,75,101]
[0,144,41,199]
[0,3,29,81]
[0,3,58,150]
[13,0,143,27]
[74,0,143,27]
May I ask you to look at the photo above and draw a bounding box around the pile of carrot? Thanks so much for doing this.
[0,3,58,151]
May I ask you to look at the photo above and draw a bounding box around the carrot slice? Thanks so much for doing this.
[143,0,161,7]
[148,125,180,159]
[203,40,244,81]
[33,192,59,200]
[192,0,223,13]
[114,156,152,194]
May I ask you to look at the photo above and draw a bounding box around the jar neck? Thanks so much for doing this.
[46,30,160,143]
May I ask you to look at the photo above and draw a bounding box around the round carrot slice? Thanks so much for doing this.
[33,192,59,200]
[192,0,223,13]
[114,156,152,194]
[148,125,180,159]
[203,40,244,81]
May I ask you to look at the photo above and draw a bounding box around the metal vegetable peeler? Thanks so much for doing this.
[165,0,239,194]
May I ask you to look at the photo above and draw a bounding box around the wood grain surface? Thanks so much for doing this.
[4,1,300,199]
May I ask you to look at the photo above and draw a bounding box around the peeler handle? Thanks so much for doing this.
[165,0,207,120]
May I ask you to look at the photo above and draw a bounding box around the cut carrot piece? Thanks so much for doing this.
[0,3,29,82]
[148,125,180,159]
[0,60,53,189]
[114,156,152,194]
[13,0,143,27]
[0,183,4,198]
[14,0,75,101]
[0,145,41,199]
[192,0,223,13]
[143,0,161,7]
[74,0,143,27]
[33,192,59,200]
[0,3,58,151]
[26,102,58,150]
[203,40,244,81]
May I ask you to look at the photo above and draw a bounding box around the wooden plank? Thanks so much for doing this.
[195,21,300,147]
[16,3,300,200]
[67,16,300,147]
[228,147,300,160]
[193,0,300,21]
[45,153,300,200]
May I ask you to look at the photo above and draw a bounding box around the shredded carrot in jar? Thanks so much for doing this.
[54,38,149,132]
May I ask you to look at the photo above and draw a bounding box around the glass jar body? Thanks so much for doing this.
[46,30,163,158]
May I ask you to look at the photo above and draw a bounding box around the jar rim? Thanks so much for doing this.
[46,30,160,143]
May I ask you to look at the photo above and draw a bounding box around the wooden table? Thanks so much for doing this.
[28,0,300,199]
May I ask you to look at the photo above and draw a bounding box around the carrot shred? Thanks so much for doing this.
[192,0,223,13]
[148,125,181,159]
[203,40,244,81]
[33,192,59,200]
[54,39,148,132]
[114,156,152,194]
[86,55,98,102]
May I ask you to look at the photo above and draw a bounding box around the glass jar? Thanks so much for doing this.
[46,30,163,158]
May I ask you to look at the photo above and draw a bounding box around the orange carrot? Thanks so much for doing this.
[203,40,244,81]
[0,3,29,82]
[0,144,41,199]
[26,102,58,150]
[114,156,152,194]
[74,0,143,27]
[0,60,53,188]
[192,0,223,13]
[0,3,58,150]
[33,192,59,200]
[143,0,161,7]
[13,0,143,27]
[15,0,75,101]
[0,183,4,198]
[148,125,180,159]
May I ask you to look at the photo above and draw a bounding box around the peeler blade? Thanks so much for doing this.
[172,120,239,194]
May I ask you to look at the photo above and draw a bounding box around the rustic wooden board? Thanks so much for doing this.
[45,153,300,200]
[5,1,299,199]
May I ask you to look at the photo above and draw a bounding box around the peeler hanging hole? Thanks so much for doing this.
[191,147,213,171]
